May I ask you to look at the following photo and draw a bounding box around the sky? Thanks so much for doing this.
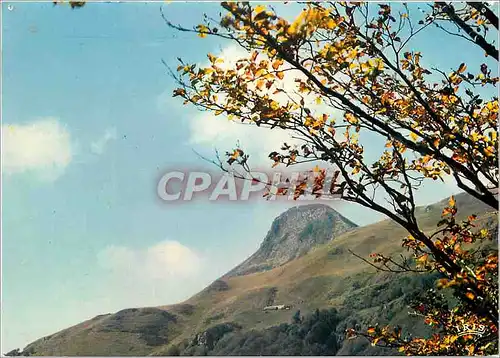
[1,1,497,352]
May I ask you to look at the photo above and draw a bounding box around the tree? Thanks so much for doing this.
[167,1,498,355]
[292,309,302,324]
[430,2,498,60]
[5,349,21,357]
[52,0,85,9]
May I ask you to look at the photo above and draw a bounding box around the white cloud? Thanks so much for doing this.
[189,115,296,165]
[98,240,203,281]
[90,127,117,155]
[95,240,217,308]
[2,118,72,180]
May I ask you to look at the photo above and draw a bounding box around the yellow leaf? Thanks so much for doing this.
[344,112,358,124]
[486,101,497,111]
[449,195,455,207]
[325,18,336,29]
[315,97,322,105]
[410,131,418,141]
[470,132,480,142]
[367,327,376,335]
[352,166,360,175]
[276,71,285,80]
[254,4,266,14]
[196,24,209,38]
[255,68,266,78]
[466,344,475,355]
[270,101,280,110]
[484,146,495,157]
[346,48,358,60]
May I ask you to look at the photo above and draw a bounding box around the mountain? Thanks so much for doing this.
[9,193,497,356]
[226,204,357,277]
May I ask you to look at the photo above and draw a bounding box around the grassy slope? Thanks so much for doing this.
[154,195,496,347]
[19,193,497,356]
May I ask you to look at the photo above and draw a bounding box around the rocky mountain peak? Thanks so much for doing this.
[226,204,357,277]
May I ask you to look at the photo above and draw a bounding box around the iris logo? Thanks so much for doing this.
[457,323,487,337]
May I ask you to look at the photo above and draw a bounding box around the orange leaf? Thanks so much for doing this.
[416,253,429,263]
[436,278,449,288]
[272,59,284,70]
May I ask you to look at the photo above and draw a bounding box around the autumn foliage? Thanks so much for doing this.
[168,1,499,355]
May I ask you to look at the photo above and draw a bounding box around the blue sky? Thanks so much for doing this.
[1,1,497,352]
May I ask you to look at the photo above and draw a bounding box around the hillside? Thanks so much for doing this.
[9,193,497,356]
